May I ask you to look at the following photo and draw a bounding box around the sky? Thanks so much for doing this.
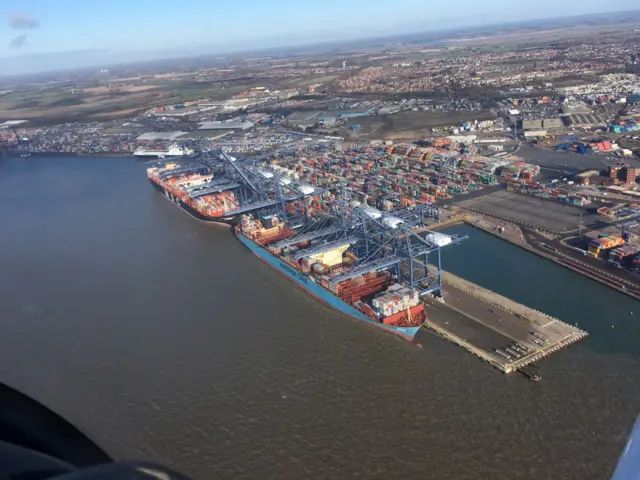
[0,0,638,74]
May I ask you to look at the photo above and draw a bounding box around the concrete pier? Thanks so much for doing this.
[422,266,588,374]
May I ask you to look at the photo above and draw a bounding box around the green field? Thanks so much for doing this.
[349,110,496,140]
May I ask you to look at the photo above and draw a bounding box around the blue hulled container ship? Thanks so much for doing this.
[234,214,426,340]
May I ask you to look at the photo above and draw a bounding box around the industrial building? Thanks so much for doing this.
[294,120,320,129]
[286,111,323,122]
[154,105,218,117]
[199,120,254,131]
[627,94,640,105]
[319,108,375,123]
[319,117,337,126]
[286,111,322,129]
[524,130,547,138]
[475,138,508,144]
[543,118,564,130]
[199,98,268,111]
[1,120,27,127]
[562,102,591,115]
[609,165,640,184]
[565,114,608,128]
[522,119,543,131]
[575,170,600,179]
[446,135,477,144]
[137,132,186,141]
[318,112,342,123]
[377,106,402,115]
[339,107,376,118]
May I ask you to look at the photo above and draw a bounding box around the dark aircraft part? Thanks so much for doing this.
[0,382,111,467]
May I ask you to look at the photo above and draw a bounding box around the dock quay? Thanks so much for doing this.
[423,266,588,375]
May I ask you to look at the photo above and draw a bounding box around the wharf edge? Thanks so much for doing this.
[456,213,640,301]
[235,231,421,341]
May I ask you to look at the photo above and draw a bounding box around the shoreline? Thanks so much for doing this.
[3,152,136,159]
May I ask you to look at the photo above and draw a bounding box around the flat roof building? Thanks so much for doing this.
[337,108,375,118]
[575,169,599,179]
[1,120,28,126]
[137,131,186,141]
[522,119,543,131]
[318,117,336,126]
[543,118,564,130]
[566,114,608,128]
[286,111,323,122]
[199,121,254,130]
[155,105,218,117]
[378,106,402,115]
[320,108,375,121]
[293,119,319,129]
[524,129,548,138]
[562,102,591,115]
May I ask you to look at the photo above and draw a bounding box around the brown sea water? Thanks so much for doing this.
[0,156,638,480]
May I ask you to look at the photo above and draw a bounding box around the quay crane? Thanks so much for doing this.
[151,151,464,296]
[254,191,466,297]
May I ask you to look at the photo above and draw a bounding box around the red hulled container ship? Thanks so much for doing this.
[147,162,239,223]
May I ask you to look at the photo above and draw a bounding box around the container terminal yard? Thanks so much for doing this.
[257,139,640,298]
[144,150,591,378]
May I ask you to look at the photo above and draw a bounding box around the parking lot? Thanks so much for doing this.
[459,190,594,232]
[520,144,640,170]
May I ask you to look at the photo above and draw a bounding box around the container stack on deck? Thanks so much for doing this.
[330,271,392,304]
[147,163,240,217]
[238,212,427,328]
[240,215,295,246]
[373,284,424,326]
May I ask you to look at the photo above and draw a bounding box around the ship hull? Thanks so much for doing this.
[135,153,173,159]
[149,179,232,226]
[236,232,421,340]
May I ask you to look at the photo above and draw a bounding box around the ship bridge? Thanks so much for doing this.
[190,182,242,198]
[329,255,401,283]
[159,165,209,180]
[221,195,302,217]
[183,177,230,193]
[270,225,345,250]
[291,235,360,261]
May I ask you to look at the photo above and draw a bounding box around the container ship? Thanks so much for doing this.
[234,214,427,340]
[135,144,194,159]
[146,162,239,222]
